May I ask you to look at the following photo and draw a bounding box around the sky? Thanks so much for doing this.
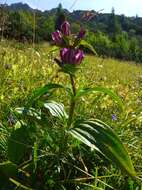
[1,0,142,17]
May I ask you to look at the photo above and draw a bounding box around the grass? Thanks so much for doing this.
[0,40,142,189]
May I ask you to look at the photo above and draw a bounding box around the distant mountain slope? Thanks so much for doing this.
[9,2,33,11]
[5,2,142,35]
[1,2,142,62]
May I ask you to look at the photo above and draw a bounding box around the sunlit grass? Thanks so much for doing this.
[0,40,142,188]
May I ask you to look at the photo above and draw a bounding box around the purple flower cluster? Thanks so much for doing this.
[52,21,86,65]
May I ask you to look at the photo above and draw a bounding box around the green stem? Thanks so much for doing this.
[70,74,76,96]
[68,75,76,126]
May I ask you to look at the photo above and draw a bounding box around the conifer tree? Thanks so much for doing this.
[55,3,66,31]
[108,7,121,40]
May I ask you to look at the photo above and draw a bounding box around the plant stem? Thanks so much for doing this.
[70,74,76,96]
[68,75,76,126]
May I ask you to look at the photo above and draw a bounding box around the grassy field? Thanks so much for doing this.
[0,40,142,189]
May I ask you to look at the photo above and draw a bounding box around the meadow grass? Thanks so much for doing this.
[0,40,142,189]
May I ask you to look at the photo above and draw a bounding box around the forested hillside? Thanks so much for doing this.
[1,2,142,62]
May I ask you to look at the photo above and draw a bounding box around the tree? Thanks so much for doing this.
[108,7,121,40]
[37,15,55,41]
[87,31,112,56]
[0,4,9,40]
[8,10,33,41]
[129,37,139,60]
[113,32,129,59]
[8,11,21,39]
[55,3,66,30]
[71,22,80,33]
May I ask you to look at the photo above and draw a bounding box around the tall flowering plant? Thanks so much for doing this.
[51,21,136,178]
[7,21,136,189]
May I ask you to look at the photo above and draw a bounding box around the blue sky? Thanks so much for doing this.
[3,0,142,16]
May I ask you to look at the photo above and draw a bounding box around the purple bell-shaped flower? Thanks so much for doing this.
[61,21,71,36]
[77,29,86,39]
[60,48,84,65]
[52,30,62,44]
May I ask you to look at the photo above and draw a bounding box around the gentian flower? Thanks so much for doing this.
[77,29,86,39]
[60,48,84,65]
[52,20,86,66]
[61,21,71,36]
[52,30,62,44]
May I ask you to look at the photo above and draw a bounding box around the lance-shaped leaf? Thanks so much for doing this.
[0,161,18,179]
[27,83,73,106]
[76,87,123,110]
[0,161,17,188]
[44,101,68,121]
[8,126,30,164]
[15,107,41,120]
[79,40,97,55]
[69,119,136,178]
[49,45,60,53]
[60,64,80,76]
[27,83,64,105]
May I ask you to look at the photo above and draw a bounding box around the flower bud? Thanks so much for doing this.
[60,48,84,65]
[52,30,62,44]
[61,21,71,36]
[78,29,86,39]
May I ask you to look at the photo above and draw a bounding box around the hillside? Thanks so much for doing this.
[3,2,142,34]
[1,2,142,62]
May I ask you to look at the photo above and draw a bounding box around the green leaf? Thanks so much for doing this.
[0,161,18,179]
[69,119,136,178]
[8,126,30,164]
[76,87,123,110]
[49,46,60,53]
[0,125,8,151]
[44,101,68,121]
[15,107,41,120]
[27,83,64,105]
[60,64,80,76]
[80,40,97,55]
[0,161,18,188]
[0,135,7,151]
[62,35,71,46]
